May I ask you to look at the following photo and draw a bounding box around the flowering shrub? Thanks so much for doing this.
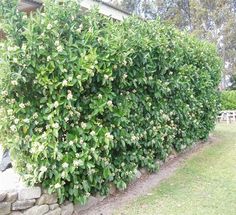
[0,0,221,203]
[221,91,236,110]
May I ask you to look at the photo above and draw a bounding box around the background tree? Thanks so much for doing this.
[105,0,236,88]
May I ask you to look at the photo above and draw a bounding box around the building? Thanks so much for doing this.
[18,0,129,20]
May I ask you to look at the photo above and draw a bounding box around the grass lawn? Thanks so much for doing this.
[117,123,236,215]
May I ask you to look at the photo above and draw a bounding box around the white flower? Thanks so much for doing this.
[52,123,59,129]
[63,69,67,73]
[57,45,63,52]
[68,76,73,81]
[33,141,40,148]
[1,91,8,96]
[47,56,51,61]
[61,171,66,178]
[53,101,59,108]
[22,44,26,50]
[105,132,114,140]
[10,115,15,121]
[98,94,102,99]
[14,118,19,124]
[65,117,69,122]
[98,37,102,43]
[42,132,47,139]
[30,147,36,154]
[13,58,18,63]
[11,80,18,86]
[55,40,60,46]
[35,121,39,125]
[23,118,30,123]
[40,166,47,173]
[47,115,52,120]
[69,141,73,146]
[81,122,86,129]
[76,112,81,117]
[33,113,38,119]
[47,23,53,30]
[104,75,109,80]
[10,125,16,132]
[38,128,43,133]
[67,91,73,100]
[73,160,79,167]
[107,100,113,107]
[73,160,83,167]
[76,74,81,79]
[62,80,68,86]
[62,162,69,168]
[77,24,83,33]
[90,131,96,136]
[54,183,61,189]
[19,103,25,109]
[10,125,17,132]
[131,135,136,141]
[7,109,13,115]
[74,184,79,189]
[79,139,84,144]
[26,164,33,171]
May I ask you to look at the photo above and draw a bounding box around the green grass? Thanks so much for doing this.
[117,123,236,215]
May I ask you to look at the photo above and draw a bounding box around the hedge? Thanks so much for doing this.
[221,91,236,110]
[0,0,221,203]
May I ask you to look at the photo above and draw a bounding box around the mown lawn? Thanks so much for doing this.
[117,123,236,215]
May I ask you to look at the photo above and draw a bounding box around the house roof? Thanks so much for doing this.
[18,0,42,12]
[18,0,130,21]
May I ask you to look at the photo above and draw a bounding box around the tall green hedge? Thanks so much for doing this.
[221,91,236,110]
[0,0,221,203]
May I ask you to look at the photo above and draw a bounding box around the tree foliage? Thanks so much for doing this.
[108,0,236,78]
[221,91,236,110]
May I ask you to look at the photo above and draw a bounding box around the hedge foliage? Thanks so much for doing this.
[0,0,221,203]
[221,91,236,110]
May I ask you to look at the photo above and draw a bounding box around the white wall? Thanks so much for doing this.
[20,0,129,21]
[81,0,129,21]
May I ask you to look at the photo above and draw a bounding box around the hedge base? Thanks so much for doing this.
[0,139,208,215]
